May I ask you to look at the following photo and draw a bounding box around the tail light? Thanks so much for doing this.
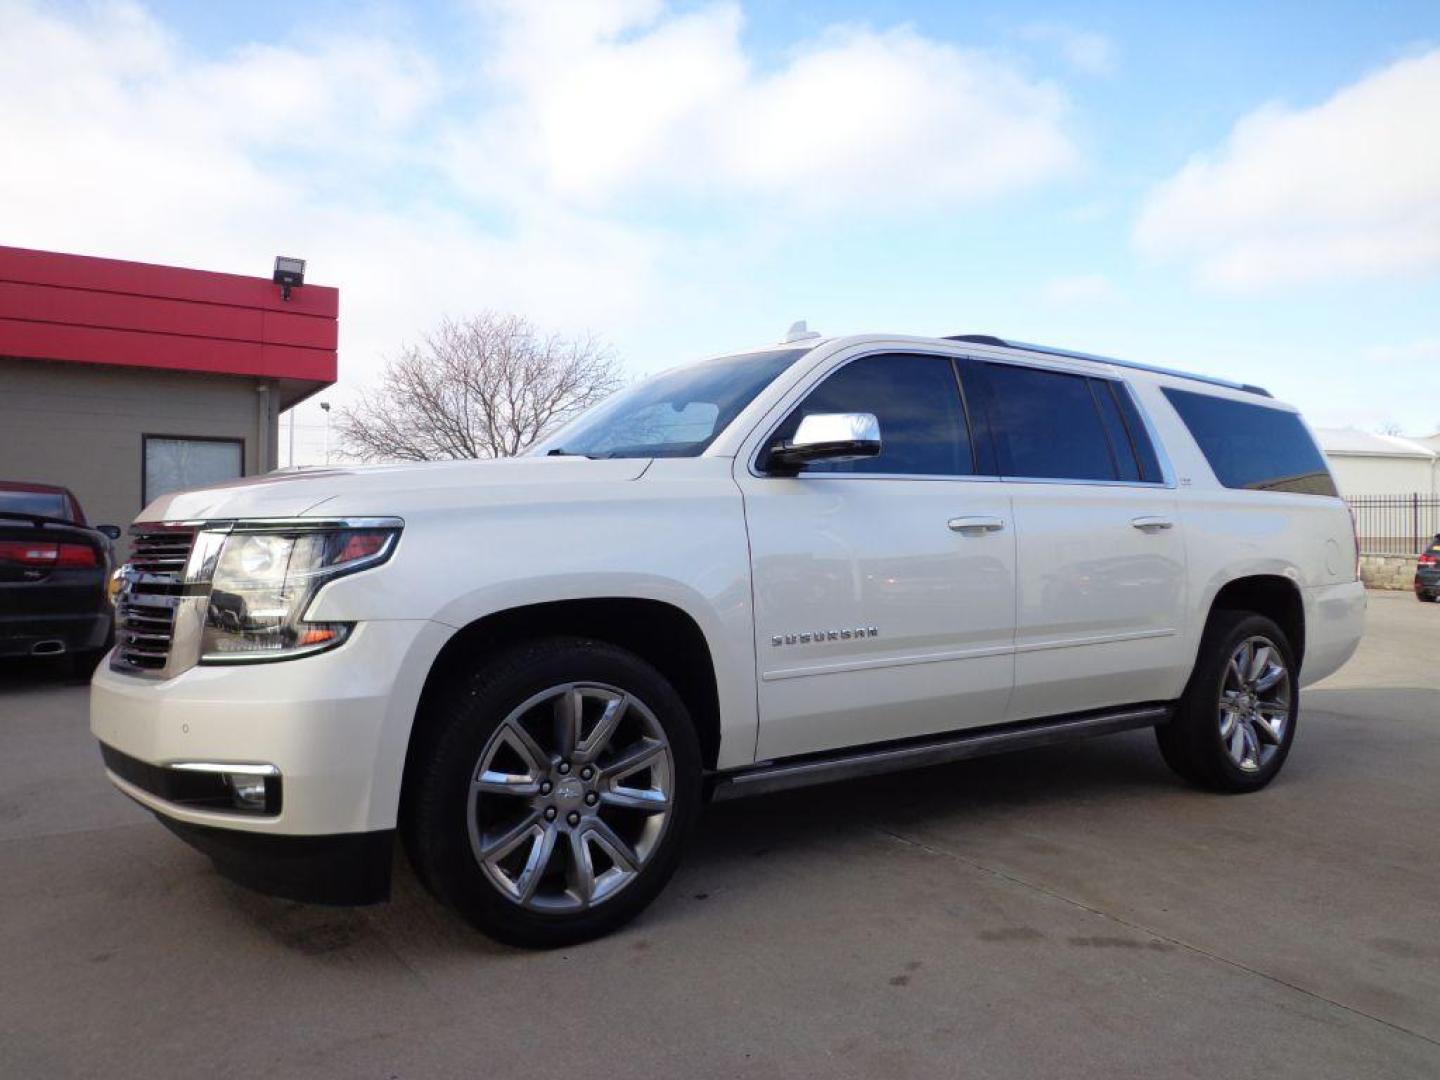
[0,541,98,567]
[1420,554,1439,568]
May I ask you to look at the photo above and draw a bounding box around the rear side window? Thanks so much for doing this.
[1162,388,1337,496]
[980,364,1121,481]
[772,353,975,475]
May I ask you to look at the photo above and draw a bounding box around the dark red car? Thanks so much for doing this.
[0,481,121,670]
[1416,535,1440,603]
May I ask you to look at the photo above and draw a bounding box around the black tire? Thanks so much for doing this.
[403,637,702,948]
[1156,611,1299,793]
[1417,591,1437,603]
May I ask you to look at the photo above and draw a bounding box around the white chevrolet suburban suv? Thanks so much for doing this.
[92,331,1365,946]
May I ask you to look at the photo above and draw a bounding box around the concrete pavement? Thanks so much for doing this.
[1,591,1437,1079]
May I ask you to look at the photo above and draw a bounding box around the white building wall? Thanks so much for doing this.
[1326,454,1437,497]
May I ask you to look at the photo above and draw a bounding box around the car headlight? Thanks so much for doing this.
[200,525,400,663]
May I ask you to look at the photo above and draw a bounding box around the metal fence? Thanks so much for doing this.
[1345,493,1440,555]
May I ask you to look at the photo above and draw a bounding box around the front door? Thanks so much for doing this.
[737,351,1017,761]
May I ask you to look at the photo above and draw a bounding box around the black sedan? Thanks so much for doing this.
[0,481,121,672]
[1417,535,1440,603]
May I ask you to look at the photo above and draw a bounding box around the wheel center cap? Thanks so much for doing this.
[556,778,585,801]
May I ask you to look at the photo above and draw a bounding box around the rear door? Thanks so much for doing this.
[967,361,1190,720]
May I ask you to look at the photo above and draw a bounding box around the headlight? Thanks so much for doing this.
[200,525,399,663]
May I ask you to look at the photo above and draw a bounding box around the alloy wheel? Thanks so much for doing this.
[468,683,674,912]
[1217,636,1291,773]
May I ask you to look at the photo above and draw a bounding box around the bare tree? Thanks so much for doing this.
[338,314,624,461]
[1378,421,1403,436]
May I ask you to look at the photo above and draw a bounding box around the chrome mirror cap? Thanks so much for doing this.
[766,412,882,474]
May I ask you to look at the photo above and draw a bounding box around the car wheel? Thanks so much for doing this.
[403,637,701,948]
[1417,591,1437,603]
[1156,610,1298,793]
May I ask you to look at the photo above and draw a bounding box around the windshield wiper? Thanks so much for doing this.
[544,448,601,458]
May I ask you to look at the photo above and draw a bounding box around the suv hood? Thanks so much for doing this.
[137,457,652,524]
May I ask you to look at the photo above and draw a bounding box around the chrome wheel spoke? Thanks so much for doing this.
[553,687,583,759]
[577,693,628,761]
[477,811,543,864]
[586,816,639,872]
[566,830,596,905]
[602,739,667,783]
[600,786,670,813]
[515,823,560,902]
[1254,663,1286,693]
[1246,645,1272,683]
[473,722,548,797]
[1251,710,1283,746]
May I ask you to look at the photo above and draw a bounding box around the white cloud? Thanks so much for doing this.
[1135,49,1440,290]
[0,0,1082,463]
[457,3,1078,210]
[1019,23,1116,76]
[1042,273,1117,305]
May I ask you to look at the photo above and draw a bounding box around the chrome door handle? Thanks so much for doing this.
[1131,515,1174,531]
[948,516,1006,534]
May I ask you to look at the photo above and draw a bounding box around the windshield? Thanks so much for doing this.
[0,489,71,520]
[532,347,811,459]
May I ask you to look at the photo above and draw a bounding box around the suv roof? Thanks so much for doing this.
[945,334,1272,398]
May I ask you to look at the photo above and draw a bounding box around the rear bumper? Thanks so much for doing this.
[1300,579,1366,686]
[0,610,111,658]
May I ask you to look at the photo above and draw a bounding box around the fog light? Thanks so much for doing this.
[223,772,270,811]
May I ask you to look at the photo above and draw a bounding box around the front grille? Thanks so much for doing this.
[113,527,196,673]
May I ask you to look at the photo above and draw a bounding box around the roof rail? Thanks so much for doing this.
[944,334,1272,398]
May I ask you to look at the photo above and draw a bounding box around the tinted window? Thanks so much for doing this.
[982,364,1118,481]
[534,348,807,459]
[1112,383,1165,483]
[772,353,973,475]
[0,489,71,520]
[1162,388,1337,496]
[1090,380,1140,481]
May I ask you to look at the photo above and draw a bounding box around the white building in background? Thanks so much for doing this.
[1313,428,1439,497]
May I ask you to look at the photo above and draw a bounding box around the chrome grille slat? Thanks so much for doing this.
[112,526,197,675]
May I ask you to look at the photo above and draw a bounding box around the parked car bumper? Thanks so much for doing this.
[1300,579,1366,686]
[89,618,452,903]
[0,609,111,658]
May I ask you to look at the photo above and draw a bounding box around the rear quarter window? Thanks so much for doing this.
[1162,388,1337,496]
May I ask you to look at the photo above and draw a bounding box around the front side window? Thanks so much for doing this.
[1162,388,1337,496]
[769,353,975,476]
[143,437,244,505]
[980,363,1120,482]
[532,347,809,459]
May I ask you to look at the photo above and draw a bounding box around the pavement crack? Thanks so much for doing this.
[869,822,1440,1051]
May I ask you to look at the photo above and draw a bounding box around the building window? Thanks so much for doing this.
[143,436,244,506]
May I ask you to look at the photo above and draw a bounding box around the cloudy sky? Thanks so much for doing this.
[3,0,1438,462]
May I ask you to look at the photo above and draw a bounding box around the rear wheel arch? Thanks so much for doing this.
[1204,574,1305,672]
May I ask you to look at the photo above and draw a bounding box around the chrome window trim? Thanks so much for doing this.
[743,344,1177,490]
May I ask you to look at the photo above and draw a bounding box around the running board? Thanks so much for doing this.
[710,704,1172,802]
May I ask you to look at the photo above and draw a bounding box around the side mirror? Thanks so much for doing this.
[766,413,882,475]
[97,525,122,540]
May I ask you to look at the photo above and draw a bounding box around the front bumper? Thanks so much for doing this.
[91,617,450,836]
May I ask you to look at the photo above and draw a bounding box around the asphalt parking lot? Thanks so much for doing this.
[2,591,1437,1079]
